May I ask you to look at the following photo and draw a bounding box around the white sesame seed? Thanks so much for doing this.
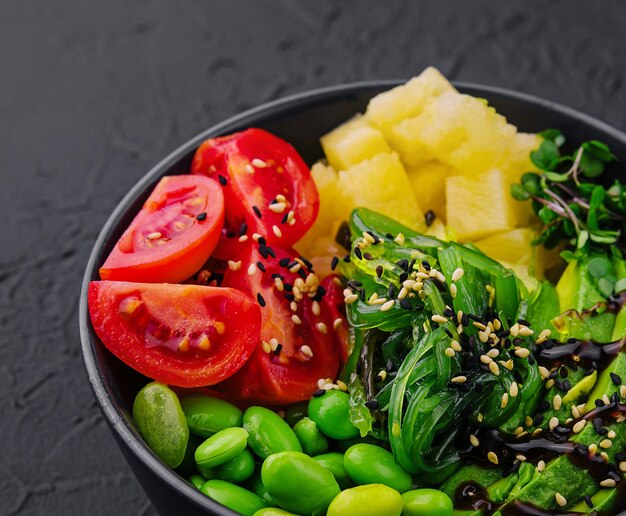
[620,385,626,398]
[477,413,484,423]
[394,233,405,245]
[516,454,527,462]
[510,382,519,398]
[608,430,616,439]
[274,277,284,291]
[416,272,430,280]
[525,416,533,427]
[336,380,348,391]
[381,300,395,312]
[480,355,493,364]
[503,359,515,371]
[472,321,487,331]
[317,378,327,389]
[486,348,500,358]
[289,262,301,273]
[555,493,567,507]
[397,287,408,300]
[487,452,499,465]
[602,394,611,405]
[272,225,282,238]
[245,163,255,174]
[262,341,271,353]
[402,279,416,289]
[452,268,464,282]
[317,322,328,334]
[300,345,313,358]
[600,479,616,488]
[372,297,387,305]
[251,158,267,168]
[444,348,456,358]
[514,347,530,359]
[501,393,509,408]
[252,233,262,241]
[571,405,580,419]
[238,235,249,242]
[538,366,550,379]
[291,314,302,325]
[247,263,257,276]
[333,318,343,330]
[536,328,552,344]
[228,260,242,271]
[451,375,467,383]
[312,301,321,316]
[549,417,559,430]
[147,231,162,240]
[518,326,534,337]
[553,394,562,411]
[450,284,457,298]
[489,362,500,376]
[362,232,376,244]
[478,330,490,343]
[269,202,287,213]
[589,444,597,454]
[573,420,586,433]
[470,435,480,447]
[599,439,612,449]
[537,460,546,472]
[451,340,462,352]
[432,314,448,324]
[290,301,298,312]
[619,461,626,472]
[509,324,520,337]
[344,294,359,304]
[493,319,502,331]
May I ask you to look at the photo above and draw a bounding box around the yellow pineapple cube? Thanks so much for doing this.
[366,67,455,134]
[502,132,541,181]
[338,153,424,231]
[406,161,451,222]
[446,169,515,241]
[321,116,390,171]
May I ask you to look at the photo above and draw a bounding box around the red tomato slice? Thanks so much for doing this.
[319,275,351,366]
[218,242,341,404]
[100,175,225,283]
[191,128,319,260]
[88,281,261,387]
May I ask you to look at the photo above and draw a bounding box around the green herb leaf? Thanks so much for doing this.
[530,140,560,170]
[510,184,530,201]
[587,256,611,278]
[539,128,566,147]
[580,151,604,178]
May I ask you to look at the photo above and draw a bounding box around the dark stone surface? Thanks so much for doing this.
[1,1,625,514]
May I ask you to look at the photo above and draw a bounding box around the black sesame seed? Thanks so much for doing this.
[364,399,379,410]
[499,329,511,339]
[253,206,262,218]
[443,308,455,318]
[271,273,283,280]
[611,392,619,403]
[259,246,270,259]
[279,258,290,267]
[408,258,416,272]
[363,252,374,260]
[610,372,621,385]
[559,366,568,378]
[226,230,236,238]
[424,210,436,227]
[354,247,363,260]
[267,247,276,258]
[461,314,470,327]
[343,254,351,263]
[385,233,393,239]
[595,399,605,408]
[359,289,366,301]
[399,299,412,310]
[399,272,408,283]
[608,470,621,481]
[218,174,227,185]
[300,256,313,269]
[444,328,453,338]
[239,222,248,236]
[615,452,626,462]
[517,318,530,326]
[258,236,267,246]
[528,354,536,365]
[196,212,207,221]
[549,370,559,380]
[388,283,396,298]
[563,380,571,392]
[281,212,289,224]
[533,414,544,426]
[256,261,266,272]
[347,280,363,288]
[274,344,282,356]
[284,293,295,301]
[256,293,266,307]
[312,389,326,397]
[331,256,339,271]
[537,400,550,413]
[376,265,383,278]
[421,260,431,271]
[298,269,306,279]
[583,495,593,508]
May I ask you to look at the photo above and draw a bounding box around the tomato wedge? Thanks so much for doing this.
[88,281,261,387]
[191,128,319,260]
[218,241,341,404]
[100,175,224,283]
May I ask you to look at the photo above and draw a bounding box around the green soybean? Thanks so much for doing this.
[243,406,301,459]
[195,427,248,468]
[284,401,309,427]
[201,479,267,516]
[189,474,205,490]
[132,382,189,468]
[247,472,277,507]
[176,434,204,476]
[253,509,297,516]
[180,395,243,437]
[327,484,404,516]
[308,390,359,440]
[261,451,340,515]
[344,443,412,492]
[215,448,255,483]
[313,452,354,490]
[196,460,215,480]
[293,417,329,456]
[401,489,453,516]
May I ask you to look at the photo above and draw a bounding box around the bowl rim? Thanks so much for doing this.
[79,79,626,514]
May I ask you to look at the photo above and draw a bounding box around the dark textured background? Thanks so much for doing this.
[2,1,626,514]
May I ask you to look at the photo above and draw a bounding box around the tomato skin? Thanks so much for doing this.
[88,281,261,388]
[319,275,351,366]
[100,175,225,284]
[192,128,319,260]
[218,243,340,404]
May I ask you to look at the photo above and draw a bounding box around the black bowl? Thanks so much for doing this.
[79,81,626,515]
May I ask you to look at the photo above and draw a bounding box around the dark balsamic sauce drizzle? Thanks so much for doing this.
[454,326,626,515]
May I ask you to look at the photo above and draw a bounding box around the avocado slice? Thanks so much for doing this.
[440,464,503,500]
[569,488,617,513]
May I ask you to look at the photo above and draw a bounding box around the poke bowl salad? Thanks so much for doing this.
[87,68,626,516]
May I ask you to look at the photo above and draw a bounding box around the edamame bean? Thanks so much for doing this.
[132,382,189,468]
[327,484,404,516]
[246,472,277,507]
[293,417,329,456]
[176,434,204,476]
[261,451,340,515]
[180,395,243,437]
[401,488,453,516]
[215,448,255,483]
[284,401,309,427]
[195,427,248,468]
[243,407,301,459]
[189,474,205,490]
[313,452,354,490]
[196,460,215,480]
[253,509,297,516]
[344,443,412,492]
[201,479,267,516]
[307,390,359,440]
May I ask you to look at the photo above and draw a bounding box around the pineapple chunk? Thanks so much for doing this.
[502,132,542,181]
[446,169,515,241]
[366,67,455,134]
[338,153,424,231]
[406,161,451,221]
[390,92,516,170]
[321,116,390,171]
